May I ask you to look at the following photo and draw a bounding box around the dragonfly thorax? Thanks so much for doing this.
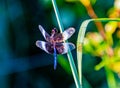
[50,28,58,43]
[49,37,55,44]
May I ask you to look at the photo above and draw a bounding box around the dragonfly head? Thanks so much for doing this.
[51,28,58,35]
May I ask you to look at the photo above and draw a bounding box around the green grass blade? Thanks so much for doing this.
[77,18,120,88]
[77,19,91,85]
[52,0,81,88]
[51,0,64,32]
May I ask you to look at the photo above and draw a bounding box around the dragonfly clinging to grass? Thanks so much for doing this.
[36,25,75,70]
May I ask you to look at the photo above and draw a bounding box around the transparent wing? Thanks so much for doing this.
[55,42,75,54]
[62,27,75,40]
[36,40,54,54]
[38,25,50,42]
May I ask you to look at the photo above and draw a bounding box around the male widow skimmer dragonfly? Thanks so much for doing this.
[36,25,75,70]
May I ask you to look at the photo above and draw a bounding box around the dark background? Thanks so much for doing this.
[0,0,117,88]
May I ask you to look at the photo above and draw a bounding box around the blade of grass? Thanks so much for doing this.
[104,66,117,88]
[51,0,81,88]
[77,18,120,88]
[77,20,91,86]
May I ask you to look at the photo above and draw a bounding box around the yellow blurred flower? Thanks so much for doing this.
[114,0,120,10]
[109,62,120,75]
[86,32,103,47]
[105,21,117,34]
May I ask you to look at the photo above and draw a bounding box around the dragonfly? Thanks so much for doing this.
[36,25,75,70]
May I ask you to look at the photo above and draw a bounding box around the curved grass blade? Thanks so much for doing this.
[77,18,120,88]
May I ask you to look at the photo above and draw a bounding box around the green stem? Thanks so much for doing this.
[105,66,117,88]
[51,0,64,32]
[101,55,117,88]
[52,0,81,88]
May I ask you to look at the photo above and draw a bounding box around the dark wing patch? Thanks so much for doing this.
[53,33,63,43]
[55,43,75,54]
[53,27,75,43]
[36,40,54,54]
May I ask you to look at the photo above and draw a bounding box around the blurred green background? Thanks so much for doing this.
[0,0,120,88]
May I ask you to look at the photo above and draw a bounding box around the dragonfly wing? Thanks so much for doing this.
[36,40,54,54]
[62,27,75,40]
[55,43,75,54]
[53,27,75,42]
[38,25,50,41]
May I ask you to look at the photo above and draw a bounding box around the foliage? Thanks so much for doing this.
[1,0,120,88]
